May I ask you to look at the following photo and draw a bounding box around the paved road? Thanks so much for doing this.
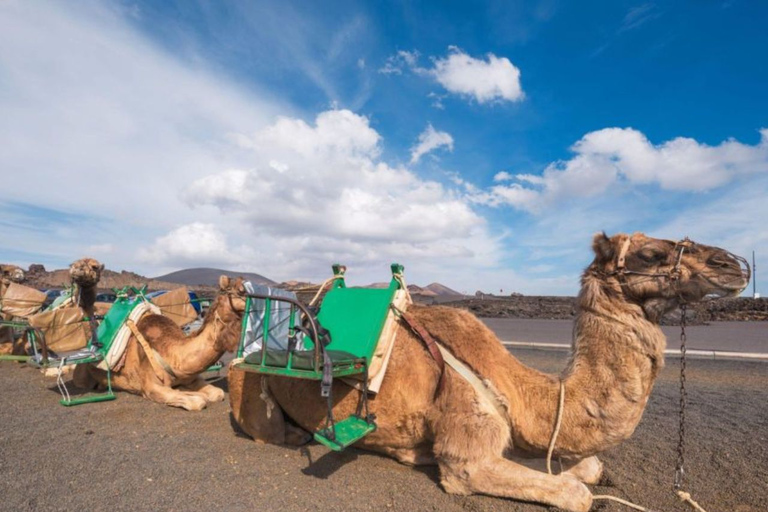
[481,318,768,353]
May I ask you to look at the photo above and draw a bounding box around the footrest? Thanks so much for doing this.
[60,391,116,407]
[314,415,376,451]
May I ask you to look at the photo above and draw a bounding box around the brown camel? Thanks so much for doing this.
[73,276,246,411]
[3,258,106,359]
[228,233,750,512]
[67,257,105,318]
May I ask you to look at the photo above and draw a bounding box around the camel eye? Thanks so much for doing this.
[638,249,665,263]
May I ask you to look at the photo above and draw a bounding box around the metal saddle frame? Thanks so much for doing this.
[234,263,406,451]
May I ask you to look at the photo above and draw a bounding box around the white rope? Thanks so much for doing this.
[676,491,709,512]
[546,380,565,475]
[309,276,340,307]
[544,381,661,512]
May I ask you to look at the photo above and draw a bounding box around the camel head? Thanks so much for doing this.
[208,275,248,352]
[1,264,25,284]
[69,258,104,288]
[590,232,750,321]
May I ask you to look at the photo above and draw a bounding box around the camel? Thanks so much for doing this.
[228,233,750,512]
[1,258,106,359]
[72,276,246,411]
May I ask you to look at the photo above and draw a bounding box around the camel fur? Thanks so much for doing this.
[73,276,245,411]
[228,233,749,512]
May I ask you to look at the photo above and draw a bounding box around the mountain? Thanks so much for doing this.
[153,268,276,287]
[425,282,462,296]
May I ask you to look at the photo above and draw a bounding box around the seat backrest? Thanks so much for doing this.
[238,282,300,357]
[309,281,398,361]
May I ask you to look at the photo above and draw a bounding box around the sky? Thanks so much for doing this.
[1,0,766,295]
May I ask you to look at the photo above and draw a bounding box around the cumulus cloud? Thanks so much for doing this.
[475,127,768,213]
[177,109,496,281]
[138,223,245,267]
[380,46,524,104]
[431,47,524,103]
[410,124,454,163]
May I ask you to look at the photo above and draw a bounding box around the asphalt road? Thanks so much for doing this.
[481,318,768,353]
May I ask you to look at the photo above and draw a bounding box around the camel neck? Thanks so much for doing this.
[508,276,666,457]
[173,307,239,377]
[76,284,97,318]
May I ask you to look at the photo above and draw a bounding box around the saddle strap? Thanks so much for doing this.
[126,319,177,381]
[396,309,446,379]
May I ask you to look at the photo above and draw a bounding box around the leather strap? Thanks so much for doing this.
[127,319,177,381]
[393,307,445,390]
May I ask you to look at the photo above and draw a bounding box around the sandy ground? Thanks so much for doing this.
[482,319,768,353]
[1,349,766,512]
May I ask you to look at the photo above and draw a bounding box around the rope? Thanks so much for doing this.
[546,380,565,475]
[676,490,709,512]
[544,381,660,512]
[309,277,339,307]
[592,495,659,512]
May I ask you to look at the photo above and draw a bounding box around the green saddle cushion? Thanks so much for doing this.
[244,349,360,371]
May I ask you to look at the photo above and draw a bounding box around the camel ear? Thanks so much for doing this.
[99,263,105,272]
[235,278,246,295]
[219,275,230,291]
[592,232,615,262]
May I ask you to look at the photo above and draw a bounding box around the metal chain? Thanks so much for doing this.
[674,303,688,490]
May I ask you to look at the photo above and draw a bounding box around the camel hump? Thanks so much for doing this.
[406,305,513,375]
[136,313,183,348]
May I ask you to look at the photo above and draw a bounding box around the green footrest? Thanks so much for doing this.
[314,415,376,451]
[0,355,31,362]
[60,391,116,406]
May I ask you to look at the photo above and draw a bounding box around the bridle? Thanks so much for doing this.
[606,236,694,298]
[608,235,751,296]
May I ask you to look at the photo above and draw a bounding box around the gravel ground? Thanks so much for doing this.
[1,350,766,512]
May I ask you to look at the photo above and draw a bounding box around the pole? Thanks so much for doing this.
[753,250,757,298]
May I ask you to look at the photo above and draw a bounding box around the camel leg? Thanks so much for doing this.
[431,376,592,512]
[440,456,592,512]
[178,376,225,403]
[508,454,604,485]
[142,378,208,411]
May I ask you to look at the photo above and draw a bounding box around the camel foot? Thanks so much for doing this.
[563,456,603,485]
[180,394,208,411]
[199,385,225,403]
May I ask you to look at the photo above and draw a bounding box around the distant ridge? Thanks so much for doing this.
[153,267,276,287]
[425,282,462,296]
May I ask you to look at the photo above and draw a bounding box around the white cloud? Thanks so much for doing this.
[378,50,420,74]
[381,47,524,104]
[431,47,524,103]
[476,127,768,213]
[410,124,454,163]
[138,223,246,267]
[175,109,501,283]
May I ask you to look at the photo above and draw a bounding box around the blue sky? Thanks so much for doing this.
[0,0,766,294]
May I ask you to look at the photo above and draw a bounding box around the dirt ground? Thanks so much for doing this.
[1,350,766,512]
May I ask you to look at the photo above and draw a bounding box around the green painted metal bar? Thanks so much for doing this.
[286,304,296,370]
[0,355,30,362]
[234,362,367,380]
[236,297,251,358]
[259,297,271,367]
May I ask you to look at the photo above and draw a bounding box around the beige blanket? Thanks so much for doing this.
[150,287,198,327]
[1,283,46,318]
[28,306,89,352]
